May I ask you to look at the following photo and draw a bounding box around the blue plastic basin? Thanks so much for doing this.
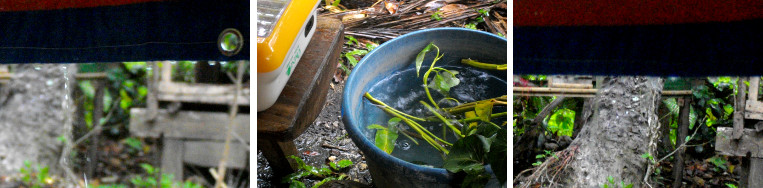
[342,28,507,187]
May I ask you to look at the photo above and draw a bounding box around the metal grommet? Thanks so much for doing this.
[218,28,243,57]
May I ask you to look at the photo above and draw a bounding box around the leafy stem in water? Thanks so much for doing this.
[420,101,464,138]
[461,58,507,71]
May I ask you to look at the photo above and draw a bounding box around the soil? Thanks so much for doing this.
[257,81,373,187]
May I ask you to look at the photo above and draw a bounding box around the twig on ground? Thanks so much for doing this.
[322,143,350,151]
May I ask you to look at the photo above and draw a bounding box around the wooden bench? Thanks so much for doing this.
[130,61,250,181]
[716,77,763,188]
[257,17,343,177]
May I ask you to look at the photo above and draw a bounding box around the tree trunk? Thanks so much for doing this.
[0,64,76,176]
[520,76,664,187]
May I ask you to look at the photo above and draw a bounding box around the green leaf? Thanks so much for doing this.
[724,104,734,118]
[79,81,95,99]
[548,109,575,136]
[344,35,358,46]
[367,124,398,154]
[344,49,368,67]
[685,136,691,142]
[430,70,460,96]
[57,135,67,143]
[316,167,332,176]
[365,43,378,51]
[38,166,49,183]
[139,163,155,175]
[689,106,697,129]
[415,43,434,77]
[388,117,401,127]
[443,135,488,174]
[431,11,442,21]
[104,90,113,112]
[336,159,353,169]
[625,184,634,188]
[487,130,507,184]
[464,22,477,30]
[289,180,306,188]
[312,176,340,188]
[662,98,679,117]
[475,100,493,123]
[288,155,312,172]
[124,137,143,150]
[608,176,615,184]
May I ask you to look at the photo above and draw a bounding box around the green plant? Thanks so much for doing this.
[547,109,575,137]
[345,35,359,46]
[129,163,204,188]
[123,137,144,154]
[283,155,353,188]
[708,155,729,172]
[532,150,557,167]
[431,10,442,21]
[363,43,507,187]
[601,176,633,188]
[726,183,738,188]
[340,36,377,75]
[19,160,54,188]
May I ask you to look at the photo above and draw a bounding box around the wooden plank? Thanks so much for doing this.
[257,17,343,140]
[161,61,172,84]
[161,138,184,181]
[0,72,106,80]
[548,75,593,89]
[129,108,250,141]
[183,140,248,169]
[716,127,763,158]
[745,112,763,120]
[156,82,250,105]
[746,100,763,114]
[749,158,763,188]
[513,87,693,97]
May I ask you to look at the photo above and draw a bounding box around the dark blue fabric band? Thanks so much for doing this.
[514,19,763,76]
[0,1,249,63]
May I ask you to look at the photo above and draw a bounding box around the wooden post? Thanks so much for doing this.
[147,62,159,121]
[733,77,748,139]
[258,139,298,177]
[748,159,763,188]
[161,138,184,181]
[86,79,105,178]
[672,97,690,188]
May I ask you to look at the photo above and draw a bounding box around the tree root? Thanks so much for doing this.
[515,145,579,188]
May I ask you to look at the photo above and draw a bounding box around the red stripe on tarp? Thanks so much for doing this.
[0,0,165,12]
[515,0,763,26]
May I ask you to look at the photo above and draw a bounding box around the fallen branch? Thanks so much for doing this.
[214,61,247,188]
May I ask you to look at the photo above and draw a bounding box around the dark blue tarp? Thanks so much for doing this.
[514,19,763,76]
[0,1,249,63]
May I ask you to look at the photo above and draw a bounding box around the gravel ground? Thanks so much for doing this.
[257,81,373,187]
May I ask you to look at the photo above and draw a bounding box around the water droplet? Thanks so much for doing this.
[400,141,411,150]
